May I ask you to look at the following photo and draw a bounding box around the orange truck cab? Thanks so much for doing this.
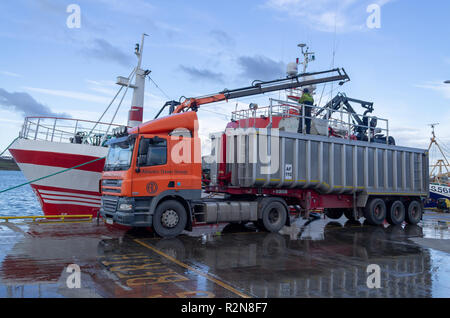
[100,109,293,238]
[100,108,296,239]
[100,111,203,236]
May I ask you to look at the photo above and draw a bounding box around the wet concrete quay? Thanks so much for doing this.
[0,211,449,298]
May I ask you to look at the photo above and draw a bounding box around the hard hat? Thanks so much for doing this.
[303,88,310,93]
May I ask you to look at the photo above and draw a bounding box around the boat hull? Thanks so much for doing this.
[424,183,450,208]
[9,139,108,217]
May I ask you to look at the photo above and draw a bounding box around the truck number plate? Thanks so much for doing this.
[105,218,114,225]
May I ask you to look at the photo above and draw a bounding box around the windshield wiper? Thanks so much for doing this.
[112,164,130,171]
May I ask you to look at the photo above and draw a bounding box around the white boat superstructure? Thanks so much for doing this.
[9,34,150,216]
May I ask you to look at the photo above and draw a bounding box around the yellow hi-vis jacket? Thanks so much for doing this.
[298,93,314,105]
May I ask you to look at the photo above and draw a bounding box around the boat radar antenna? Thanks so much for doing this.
[297,43,315,74]
[285,43,317,102]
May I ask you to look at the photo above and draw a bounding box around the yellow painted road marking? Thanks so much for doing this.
[0,215,92,223]
[134,239,251,298]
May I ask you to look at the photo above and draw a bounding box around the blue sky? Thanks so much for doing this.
[0,0,449,160]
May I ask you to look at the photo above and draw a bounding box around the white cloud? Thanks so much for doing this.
[154,21,182,34]
[263,0,394,32]
[23,86,111,104]
[415,81,450,100]
[0,71,21,78]
[93,0,156,17]
[372,94,450,151]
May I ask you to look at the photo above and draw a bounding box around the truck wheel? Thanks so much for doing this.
[364,198,386,225]
[386,201,405,225]
[406,200,422,225]
[153,200,187,238]
[261,200,287,233]
[325,209,344,219]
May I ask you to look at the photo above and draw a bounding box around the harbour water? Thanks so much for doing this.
[0,171,41,216]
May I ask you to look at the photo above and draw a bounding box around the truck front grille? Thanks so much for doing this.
[102,179,122,187]
[102,196,118,213]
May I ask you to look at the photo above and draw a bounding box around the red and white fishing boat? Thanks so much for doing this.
[8,35,149,217]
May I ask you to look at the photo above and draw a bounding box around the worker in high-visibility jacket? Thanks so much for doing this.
[297,88,314,134]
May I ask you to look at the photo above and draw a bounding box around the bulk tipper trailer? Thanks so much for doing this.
[99,68,429,238]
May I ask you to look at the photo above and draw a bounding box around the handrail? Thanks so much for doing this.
[231,98,390,144]
[20,116,128,145]
[24,116,125,127]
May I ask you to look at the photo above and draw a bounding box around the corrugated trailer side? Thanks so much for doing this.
[210,128,428,204]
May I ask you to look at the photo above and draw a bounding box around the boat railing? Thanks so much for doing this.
[231,98,390,144]
[19,117,124,146]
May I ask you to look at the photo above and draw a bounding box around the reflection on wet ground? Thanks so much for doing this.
[0,211,449,298]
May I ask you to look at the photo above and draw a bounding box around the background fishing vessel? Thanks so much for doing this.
[425,123,450,209]
[8,35,150,217]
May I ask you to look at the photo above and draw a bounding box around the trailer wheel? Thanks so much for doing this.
[406,200,422,225]
[325,209,344,219]
[364,198,386,225]
[153,200,187,238]
[260,200,287,233]
[386,201,405,225]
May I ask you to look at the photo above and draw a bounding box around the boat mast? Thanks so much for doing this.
[286,43,316,101]
[428,123,450,183]
[128,33,149,127]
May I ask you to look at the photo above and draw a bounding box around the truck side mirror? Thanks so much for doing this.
[137,154,147,169]
[138,138,149,156]
[137,138,150,169]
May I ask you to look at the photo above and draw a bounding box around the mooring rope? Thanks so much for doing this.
[0,156,106,194]
[0,137,19,157]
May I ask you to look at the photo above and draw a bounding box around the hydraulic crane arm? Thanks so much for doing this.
[171,68,350,114]
[315,93,374,127]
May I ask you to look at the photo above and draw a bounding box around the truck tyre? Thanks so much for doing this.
[364,198,386,225]
[260,200,287,233]
[325,209,344,219]
[406,200,422,225]
[386,201,405,225]
[153,200,187,238]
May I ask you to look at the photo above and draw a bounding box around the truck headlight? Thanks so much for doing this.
[119,203,133,211]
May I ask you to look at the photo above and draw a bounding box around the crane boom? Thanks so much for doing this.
[171,68,350,114]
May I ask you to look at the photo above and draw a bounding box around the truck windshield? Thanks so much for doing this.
[104,138,135,171]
